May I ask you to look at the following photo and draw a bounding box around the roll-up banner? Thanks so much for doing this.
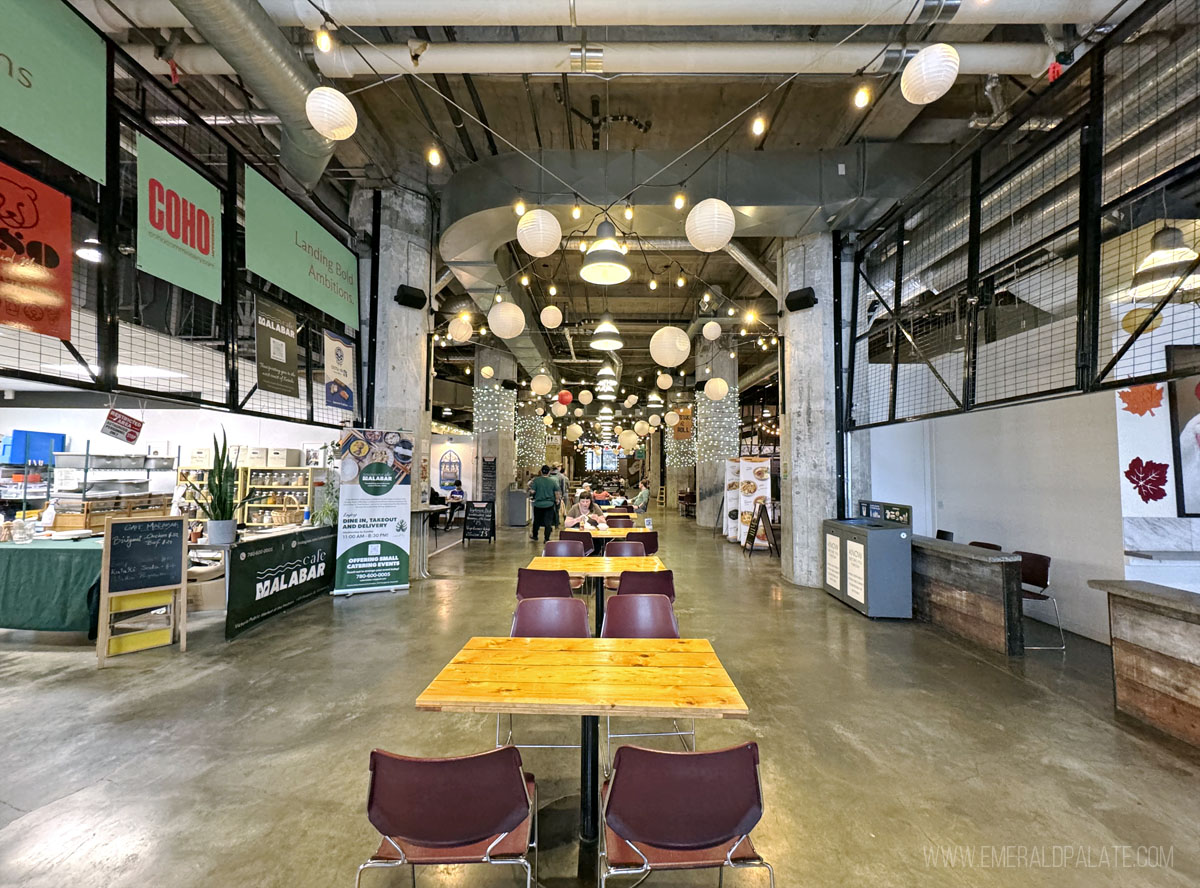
[323,329,356,411]
[334,428,412,595]
[739,457,770,549]
[724,458,741,542]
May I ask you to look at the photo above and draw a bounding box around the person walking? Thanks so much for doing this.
[552,463,569,521]
[527,465,559,543]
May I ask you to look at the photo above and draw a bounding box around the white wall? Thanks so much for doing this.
[430,434,476,498]
[868,391,1125,643]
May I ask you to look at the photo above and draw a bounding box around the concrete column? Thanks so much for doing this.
[694,335,738,528]
[473,348,518,525]
[778,234,839,587]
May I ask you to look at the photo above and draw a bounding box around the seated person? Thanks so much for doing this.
[610,488,628,507]
[565,493,608,529]
[592,487,611,503]
[632,480,650,513]
[444,479,465,528]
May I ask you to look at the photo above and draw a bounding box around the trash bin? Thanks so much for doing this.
[821,518,912,618]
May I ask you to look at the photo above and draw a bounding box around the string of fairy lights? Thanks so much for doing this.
[696,385,741,462]
[472,384,516,436]
[664,431,698,469]
[515,414,547,468]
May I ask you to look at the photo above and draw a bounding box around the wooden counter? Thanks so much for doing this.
[911,536,1024,656]
[1090,579,1200,747]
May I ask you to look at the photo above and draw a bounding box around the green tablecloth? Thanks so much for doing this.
[0,538,102,632]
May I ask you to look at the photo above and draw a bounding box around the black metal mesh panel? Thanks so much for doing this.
[893,286,966,420]
[903,168,972,295]
[850,231,896,426]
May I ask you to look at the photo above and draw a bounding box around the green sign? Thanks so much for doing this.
[225,527,335,640]
[0,0,106,183]
[244,168,359,328]
[255,296,298,397]
[136,134,222,303]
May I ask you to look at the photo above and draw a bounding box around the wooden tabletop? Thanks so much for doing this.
[416,636,748,718]
[526,555,666,577]
[586,526,640,538]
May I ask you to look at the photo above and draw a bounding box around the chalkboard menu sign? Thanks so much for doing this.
[481,457,497,501]
[107,517,186,592]
[463,500,495,542]
[856,499,912,526]
[742,503,780,558]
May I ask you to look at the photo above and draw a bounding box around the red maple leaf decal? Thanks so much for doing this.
[1118,384,1163,417]
[1124,457,1169,503]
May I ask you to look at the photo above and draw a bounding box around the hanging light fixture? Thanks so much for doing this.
[1128,226,1200,301]
[900,44,960,105]
[589,313,624,351]
[598,365,616,378]
[305,86,357,140]
[580,220,631,285]
[516,209,562,257]
[685,198,736,252]
[540,305,563,329]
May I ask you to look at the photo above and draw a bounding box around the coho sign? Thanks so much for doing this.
[147,178,212,256]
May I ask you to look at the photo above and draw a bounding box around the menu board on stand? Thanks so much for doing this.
[481,457,497,502]
[463,501,496,543]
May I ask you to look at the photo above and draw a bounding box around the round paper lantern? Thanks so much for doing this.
[649,325,691,367]
[656,372,674,390]
[530,373,553,396]
[516,209,562,258]
[649,413,661,426]
[566,423,583,441]
[543,415,554,426]
[305,86,358,140]
[578,389,593,405]
[557,390,573,405]
[613,425,623,435]
[540,305,563,329]
[665,411,680,427]
[480,365,495,379]
[900,43,960,105]
[488,301,526,339]
[619,429,639,452]
[447,316,473,343]
[704,376,729,401]
[535,407,545,416]
[573,407,583,417]
[702,320,722,341]
[685,198,736,252]
[551,402,567,417]
[626,394,638,406]
[634,420,650,436]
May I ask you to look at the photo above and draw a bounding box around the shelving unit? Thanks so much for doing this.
[176,466,223,523]
[0,461,53,519]
[241,467,314,527]
[51,444,176,531]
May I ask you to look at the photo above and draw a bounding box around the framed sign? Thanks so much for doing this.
[0,160,72,339]
[463,501,495,543]
[255,296,298,397]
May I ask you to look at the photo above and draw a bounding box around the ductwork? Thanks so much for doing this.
[70,0,1127,29]
[738,359,778,391]
[159,0,333,191]
[121,41,1055,78]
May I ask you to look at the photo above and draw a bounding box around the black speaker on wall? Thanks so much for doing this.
[785,286,818,312]
[394,284,427,309]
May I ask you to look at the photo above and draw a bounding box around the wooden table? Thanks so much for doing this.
[417,636,748,845]
[526,555,667,635]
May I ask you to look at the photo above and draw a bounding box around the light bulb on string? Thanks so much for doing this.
[673,193,686,211]
[727,306,736,316]
[649,279,658,290]
[751,115,767,136]
[571,202,582,220]
[676,274,686,288]
[514,198,526,216]
[624,203,634,221]
[426,146,441,167]
[314,28,334,53]
[520,274,530,287]
[853,84,872,108]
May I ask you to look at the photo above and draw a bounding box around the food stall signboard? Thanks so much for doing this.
[0,160,72,340]
[856,500,912,526]
[334,428,412,595]
[225,526,335,640]
[323,328,356,410]
[255,296,298,397]
[463,501,495,542]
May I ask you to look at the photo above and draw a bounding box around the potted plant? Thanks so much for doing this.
[185,431,260,545]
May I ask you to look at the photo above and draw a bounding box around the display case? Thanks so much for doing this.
[51,446,176,531]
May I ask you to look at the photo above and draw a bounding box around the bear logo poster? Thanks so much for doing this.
[0,161,72,340]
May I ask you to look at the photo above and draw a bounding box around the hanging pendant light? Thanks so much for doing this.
[1128,226,1200,302]
[598,364,616,378]
[580,220,631,285]
[589,313,623,351]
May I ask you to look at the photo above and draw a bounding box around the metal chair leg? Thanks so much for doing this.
[1026,595,1066,651]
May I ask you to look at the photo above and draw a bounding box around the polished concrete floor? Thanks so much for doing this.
[2,510,1199,887]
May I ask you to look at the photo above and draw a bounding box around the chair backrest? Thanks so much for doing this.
[607,517,635,528]
[605,540,645,557]
[968,540,1002,551]
[542,539,585,557]
[367,746,529,847]
[616,569,674,602]
[624,530,658,555]
[935,529,954,542]
[511,597,590,637]
[606,743,762,850]
[515,568,573,600]
[559,530,595,555]
[601,593,679,638]
[1013,550,1051,589]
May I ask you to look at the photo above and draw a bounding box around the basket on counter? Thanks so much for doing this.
[271,494,303,526]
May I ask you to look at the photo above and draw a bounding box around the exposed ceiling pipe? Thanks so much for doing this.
[122,41,1055,77]
[70,0,1128,29]
[159,0,333,192]
[433,268,456,296]
[411,27,478,163]
[723,240,779,300]
[738,359,778,391]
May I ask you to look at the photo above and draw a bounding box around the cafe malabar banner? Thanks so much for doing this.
[243,168,359,328]
[225,527,336,640]
[323,329,356,411]
[136,133,221,304]
[0,0,106,183]
[334,429,412,595]
[0,159,72,340]
[255,296,299,398]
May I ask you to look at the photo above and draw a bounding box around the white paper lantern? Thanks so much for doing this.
[685,198,736,252]
[305,86,358,140]
[614,425,623,435]
[551,402,568,417]
[543,415,554,426]
[623,395,637,409]
[900,44,960,105]
[488,301,526,339]
[540,305,563,329]
[704,376,729,401]
[649,413,662,426]
[566,423,583,441]
[535,407,545,416]
[530,373,553,396]
[578,389,594,405]
[574,407,583,417]
[665,411,680,427]
[447,316,473,343]
[480,365,495,379]
[702,320,722,341]
[634,420,650,436]
[649,325,691,367]
[656,372,674,390]
[516,209,563,258]
[619,429,640,452]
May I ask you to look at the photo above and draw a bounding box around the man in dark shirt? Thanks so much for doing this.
[527,465,559,543]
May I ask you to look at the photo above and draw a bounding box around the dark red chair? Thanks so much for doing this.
[615,569,674,602]
[559,529,595,556]
[601,594,678,639]
[607,517,635,528]
[604,540,646,590]
[542,540,585,557]
[515,568,572,600]
[357,746,536,888]
[968,541,1002,550]
[510,597,590,638]
[624,530,658,555]
[1013,550,1065,651]
[600,743,772,887]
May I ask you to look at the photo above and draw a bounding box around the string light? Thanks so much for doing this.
[673,194,686,211]
[473,385,516,435]
[751,115,767,136]
[515,414,548,468]
[314,28,333,52]
[676,274,687,288]
[854,84,872,108]
[548,284,557,296]
[664,429,697,468]
[426,146,441,167]
[520,274,530,287]
[745,310,757,323]
[649,279,658,290]
[697,384,740,461]
[514,198,526,216]
[579,240,588,252]
[571,202,582,220]
[727,307,736,316]
[624,203,634,221]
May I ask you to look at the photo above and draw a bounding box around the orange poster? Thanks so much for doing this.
[0,161,73,340]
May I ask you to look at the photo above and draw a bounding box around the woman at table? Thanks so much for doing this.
[593,487,611,504]
[565,493,608,529]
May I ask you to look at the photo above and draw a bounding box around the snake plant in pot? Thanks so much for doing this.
[185,432,259,545]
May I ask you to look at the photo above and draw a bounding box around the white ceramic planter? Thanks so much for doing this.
[207,519,237,545]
